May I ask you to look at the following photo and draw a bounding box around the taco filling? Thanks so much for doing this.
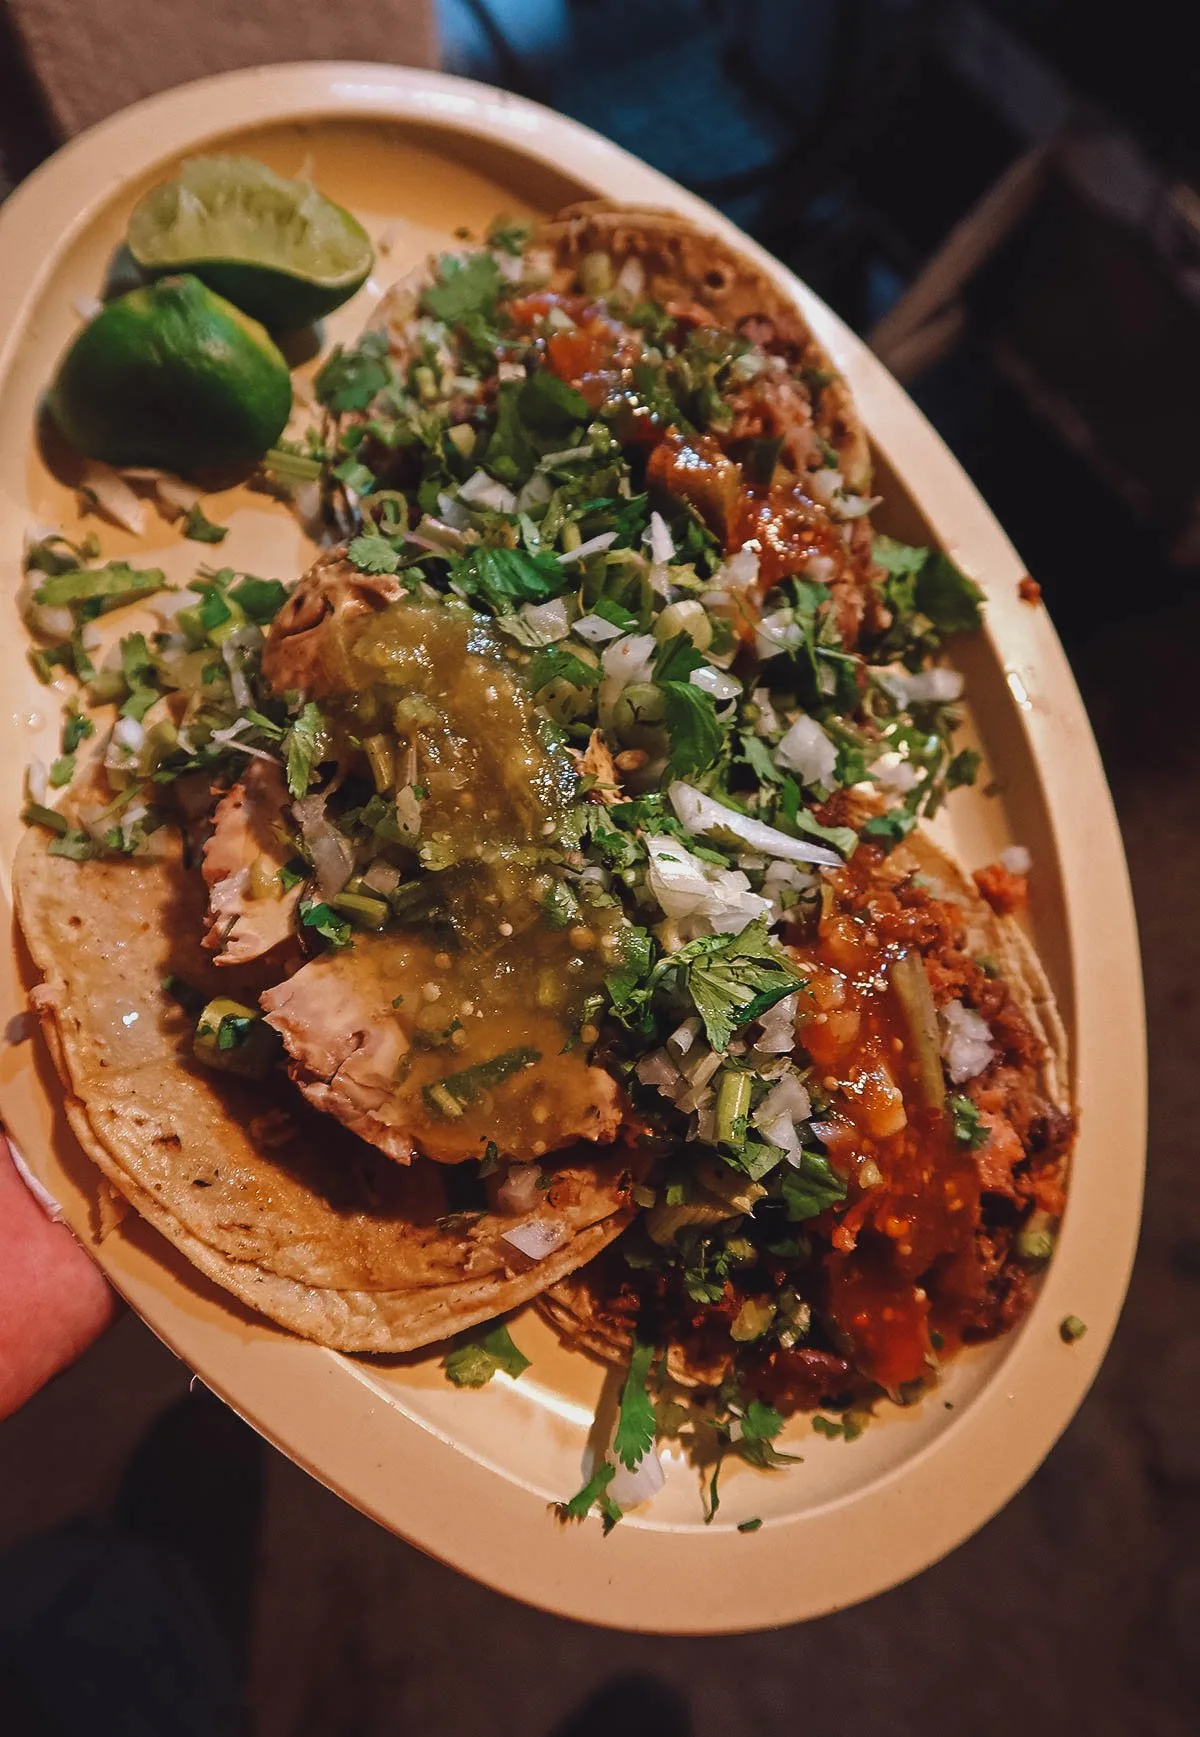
[17,203,1074,1521]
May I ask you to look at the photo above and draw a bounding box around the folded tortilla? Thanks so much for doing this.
[13,828,639,1352]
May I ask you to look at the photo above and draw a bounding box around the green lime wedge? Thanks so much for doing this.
[49,275,293,476]
[127,156,374,330]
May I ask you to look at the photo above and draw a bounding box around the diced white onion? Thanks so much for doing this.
[689,665,741,701]
[776,714,837,787]
[113,716,145,751]
[751,688,781,736]
[636,1049,680,1091]
[668,781,843,867]
[497,1162,542,1214]
[519,596,574,642]
[667,1016,701,1058]
[501,1218,569,1261]
[494,249,526,283]
[26,760,47,804]
[81,462,145,534]
[753,991,799,1053]
[458,469,518,514]
[615,256,646,300]
[755,609,802,661]
[155,476,203,515]
[809,467,843,505]
[573,612,626,644]
[759,1113,804,1163]
[73,294,103,323]
[878,666,965,706]
[394,785,423,841]
[645,835,772,936]
[497,360,527,382]
[647,512,675,566]
[1001,844,1032,875]
[869,752,919,793]
[754,1073,812,1130]
[516,472,554,512]
[361,860,401,895]
[717,548,760,591]
[293,795,354,899]
[436,491,473,530]
[939,1000,995,1084]
[807,553,837,584]
[608,1446,664,1508]
[29,602,75,640]
[597,633,658,725]
[558,531,618,564]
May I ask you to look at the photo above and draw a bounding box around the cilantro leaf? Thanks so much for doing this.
[528,644,601,692]
[299,900,352,948]
[653,633,705,683]
[49,755,75,787]
[314,330,392,413]
[949,1094,988,1149]
[347,534,401,576]
[660,680,722,779]
[451,545,567,614]
[62,707,94,754]
[776,780,857,858]
[612,1340,658,1471]
[182,504,228,545]
[285,702,329,799]
[556,1462,622,1532]
[517,368,589,436]
[118,632,160,721]
[230,576,289,624]
[917,551,984,636]
[421,252,501,326]
[780,1150,846,1221]
[668,917,804,1052]
[442,1322,531,1387]
[741,1400,784,1442]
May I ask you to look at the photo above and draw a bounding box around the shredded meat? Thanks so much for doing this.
[973,862,1029,915]
[201,760,301,972]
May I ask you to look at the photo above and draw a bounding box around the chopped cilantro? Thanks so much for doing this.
[779,1150,846,1221]
[660,680,722,778]
[285,702,329,799]
[422,1046,541,1117]
[738,1517,763,1533]
[612,1340,658,1471]
[182,504,228,544]
[421,251,501,327]
[450,545,567,615]
[230,576,289,624]
[949,1094,988,1150]
[653,633,706,683]
[347,534,401,576]
[442,1322,531,1387]
[48,755,75,787]
[299,901,352,948]
[528,644,601,692]
[314,329,392,413]
[62,707,94,753]
[556,1462,622,1533]
[666,918,804,1053]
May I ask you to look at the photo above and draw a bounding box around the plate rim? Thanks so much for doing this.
[0,60,1146,1632]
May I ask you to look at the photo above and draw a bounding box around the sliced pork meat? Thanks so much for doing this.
[201,759,302,971]
[260,931,623,1167]
[261,552,404,700]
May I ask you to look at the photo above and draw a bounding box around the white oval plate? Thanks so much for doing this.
[0,62,1145,1632]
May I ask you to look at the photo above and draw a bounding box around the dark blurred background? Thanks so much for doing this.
[2,2,1198,1733]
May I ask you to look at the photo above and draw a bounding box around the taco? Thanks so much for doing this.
[537,829,1074,1406]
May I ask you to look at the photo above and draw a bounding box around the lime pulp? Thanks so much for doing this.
[126,155,374,330]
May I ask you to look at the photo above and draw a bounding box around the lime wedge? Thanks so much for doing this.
[127,156,374,331]
[49,275,293,476]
